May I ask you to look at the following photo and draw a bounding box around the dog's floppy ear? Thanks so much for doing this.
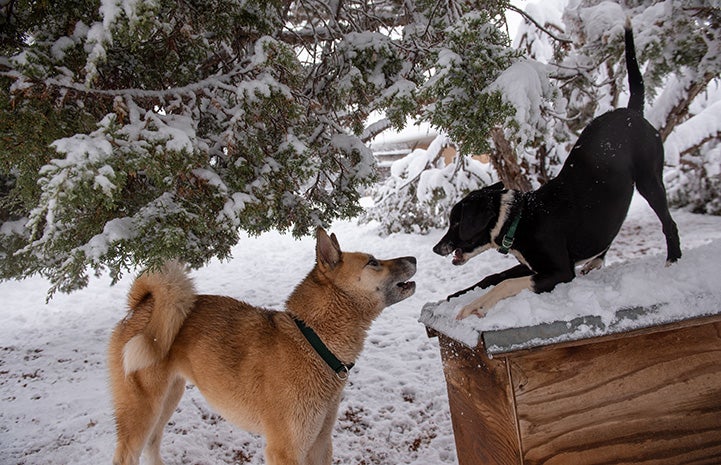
[456,182,503,240]
[458,200,493,241]
[316,227,341,271]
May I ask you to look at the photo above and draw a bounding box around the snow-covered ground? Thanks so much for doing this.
[2,193,721,465]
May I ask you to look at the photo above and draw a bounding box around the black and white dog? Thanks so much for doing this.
[433,24,682,319]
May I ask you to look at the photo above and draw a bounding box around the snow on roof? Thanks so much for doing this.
[420,238,721,354]
[369,120,438,151]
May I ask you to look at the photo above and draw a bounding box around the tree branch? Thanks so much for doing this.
[361,118,393,143]
[677,132,721,160]
[506,4,572,44]
[659,72,716,142]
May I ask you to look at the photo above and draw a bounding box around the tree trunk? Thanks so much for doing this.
[489,127,532,192]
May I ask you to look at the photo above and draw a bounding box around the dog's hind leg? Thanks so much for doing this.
[579,249,608,275]
[636,176,682,264]
[144,377,185,465]
[110,369,174,465]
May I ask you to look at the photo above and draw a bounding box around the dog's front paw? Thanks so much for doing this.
[455,292,498,320]
[455,303,488,320]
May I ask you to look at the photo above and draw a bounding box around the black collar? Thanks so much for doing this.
[293,317,354,380]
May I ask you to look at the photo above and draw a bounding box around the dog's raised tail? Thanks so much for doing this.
[122,261,196,375]
[625,18,644,113]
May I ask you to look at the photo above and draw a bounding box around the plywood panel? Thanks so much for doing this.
[510,320,721,464]
[437,334,522,465]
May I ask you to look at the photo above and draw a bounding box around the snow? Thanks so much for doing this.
[50,135,114,167]
[84,0,157,83]
[576,1,626,44]
[50,36,76,61]
[487,59,555,148]
[369,119,437,152]
[2,192,721,464]
[82,218,136,261]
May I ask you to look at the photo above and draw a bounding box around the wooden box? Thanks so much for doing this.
[425,313,721,465]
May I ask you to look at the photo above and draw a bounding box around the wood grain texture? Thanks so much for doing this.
[437,334,522,465]
[510,318,721,465]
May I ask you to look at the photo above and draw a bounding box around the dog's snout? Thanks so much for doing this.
[433,241,453,256]
[399,256,416,275]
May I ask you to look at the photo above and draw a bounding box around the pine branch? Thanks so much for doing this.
[0,65,254,100]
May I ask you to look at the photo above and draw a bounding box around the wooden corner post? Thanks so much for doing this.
[436,332,522,465]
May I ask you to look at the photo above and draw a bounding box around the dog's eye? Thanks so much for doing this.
[367,257,380,267]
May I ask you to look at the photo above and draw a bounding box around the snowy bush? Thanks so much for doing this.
[362,134,494,234]
[666,143,721,215]
[366,0,721,235]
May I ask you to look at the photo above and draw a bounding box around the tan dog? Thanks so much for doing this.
[108,228,417,465]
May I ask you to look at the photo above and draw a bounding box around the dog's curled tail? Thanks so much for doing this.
[624,17,644,113]
[122,261,196,375]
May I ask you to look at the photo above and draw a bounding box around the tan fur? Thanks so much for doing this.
[108,229,416,465]
[456,276,533,319]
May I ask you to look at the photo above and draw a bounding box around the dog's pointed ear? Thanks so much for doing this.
[329,232,341,251]
[316,227,341,271]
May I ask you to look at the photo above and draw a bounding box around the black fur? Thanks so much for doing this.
[434,25,682,301]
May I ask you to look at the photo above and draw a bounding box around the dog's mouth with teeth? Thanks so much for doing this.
[452,249,467,266]
[383,257,416,306]
[396,280,416,293]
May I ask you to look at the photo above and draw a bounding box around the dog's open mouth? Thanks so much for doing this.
[452,249,467,266]
[396,280,416,294]
[386,258,417,304]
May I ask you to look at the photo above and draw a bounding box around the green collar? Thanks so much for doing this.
[498,204,522,255]
[293,317,354,380]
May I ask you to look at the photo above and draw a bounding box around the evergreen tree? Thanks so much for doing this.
[2,0,502,294]
[3,1,718,293]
